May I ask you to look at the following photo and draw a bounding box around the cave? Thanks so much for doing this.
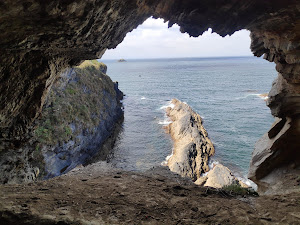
[1,1,300,223]
[1,0,300,193]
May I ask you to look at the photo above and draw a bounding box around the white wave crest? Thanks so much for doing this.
[159,101,175,110]
[160,100,175,166]
[235,93,269,100]
[158,118,172,125]
[200,159,220,177]
[208,159,220,170]
[236,176,258,190]
[257,94,268,100]
[161,149,174,166]
[158,102,173,126]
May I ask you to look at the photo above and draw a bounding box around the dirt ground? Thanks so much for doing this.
[0,162,300,225]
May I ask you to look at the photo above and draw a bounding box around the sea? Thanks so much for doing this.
[101,56,276,182]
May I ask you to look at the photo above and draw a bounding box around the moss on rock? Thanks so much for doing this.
[34,60,116,146]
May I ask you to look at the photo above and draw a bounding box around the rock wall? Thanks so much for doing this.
[0,60,124,183]
[0,0,150,150]
[0,0,299,189]
[248,30,300,192]
[165,99,214,181]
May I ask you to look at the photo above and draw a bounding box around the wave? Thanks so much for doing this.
[139,96,161,101]
[235,93,269,100]
[208,159,220,170]
[158,118,172,125]
[199,159,220,177]
[158,101,175,126]
[159,100,175,110]
[160,100,175,166]
[236,176,258,190]
[257,93,268,100]
[161,148,174,166]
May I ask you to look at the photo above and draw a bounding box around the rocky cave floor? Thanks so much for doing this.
[1,162,300,225]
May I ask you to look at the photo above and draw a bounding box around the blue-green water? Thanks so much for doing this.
[102,57,275,179]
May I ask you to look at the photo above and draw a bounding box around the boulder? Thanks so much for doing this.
[204,164,236,189]
[194,164,250,189]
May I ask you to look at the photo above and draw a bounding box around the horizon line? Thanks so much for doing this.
[100,55,256,61]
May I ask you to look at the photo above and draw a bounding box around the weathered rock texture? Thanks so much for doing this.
[195,164,248,189]
[248,29,300,191]
[0,60,124,184]
[0,0,299,189]
[0,162,300,225]
[249,116,300,193]
[165,100,247,189]
[165,99,214,181]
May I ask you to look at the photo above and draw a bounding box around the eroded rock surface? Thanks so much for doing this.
[164,100,247,189]
[204,165,235,189]
[198,164,248,189]
[0,60,124,184]
[0,162,300,225]
[165,99,214,181]
[249,29,300,191]
[249,116,300,193]
[0,0,151,150]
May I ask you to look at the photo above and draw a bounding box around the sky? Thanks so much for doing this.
[101,17,252,60]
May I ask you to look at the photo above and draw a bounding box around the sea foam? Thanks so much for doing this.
[158,118,172,125]
[161,148,174,166]
[235,93,269,100]
[236,176,258,190]
[159,101,175,110]
[158,101,175,126]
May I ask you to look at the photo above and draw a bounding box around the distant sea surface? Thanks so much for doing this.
[102,57,275,179]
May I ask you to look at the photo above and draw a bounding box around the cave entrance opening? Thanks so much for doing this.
[100,18,276,182]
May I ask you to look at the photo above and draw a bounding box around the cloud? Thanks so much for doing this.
[102,18,252,59]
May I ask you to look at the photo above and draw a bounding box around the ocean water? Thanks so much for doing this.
[102,57,276,179]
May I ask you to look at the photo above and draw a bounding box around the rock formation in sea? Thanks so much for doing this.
[165,99,214,181]
[165,99,249,189]
[0,60,124,184]
[0,0,299,192]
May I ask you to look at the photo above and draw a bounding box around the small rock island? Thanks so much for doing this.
[118,59,126,62]
[164,99,215,181]
[164,99,248,189]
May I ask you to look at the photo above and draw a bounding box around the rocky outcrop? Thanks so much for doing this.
[0,60,124,183]
[164,100,247,189]
[0,162,300,225]
[0,0,299,190]
[165,99,214,181]
[248,116,300,193]
[248,29,300,192]
[195,164,249,189]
